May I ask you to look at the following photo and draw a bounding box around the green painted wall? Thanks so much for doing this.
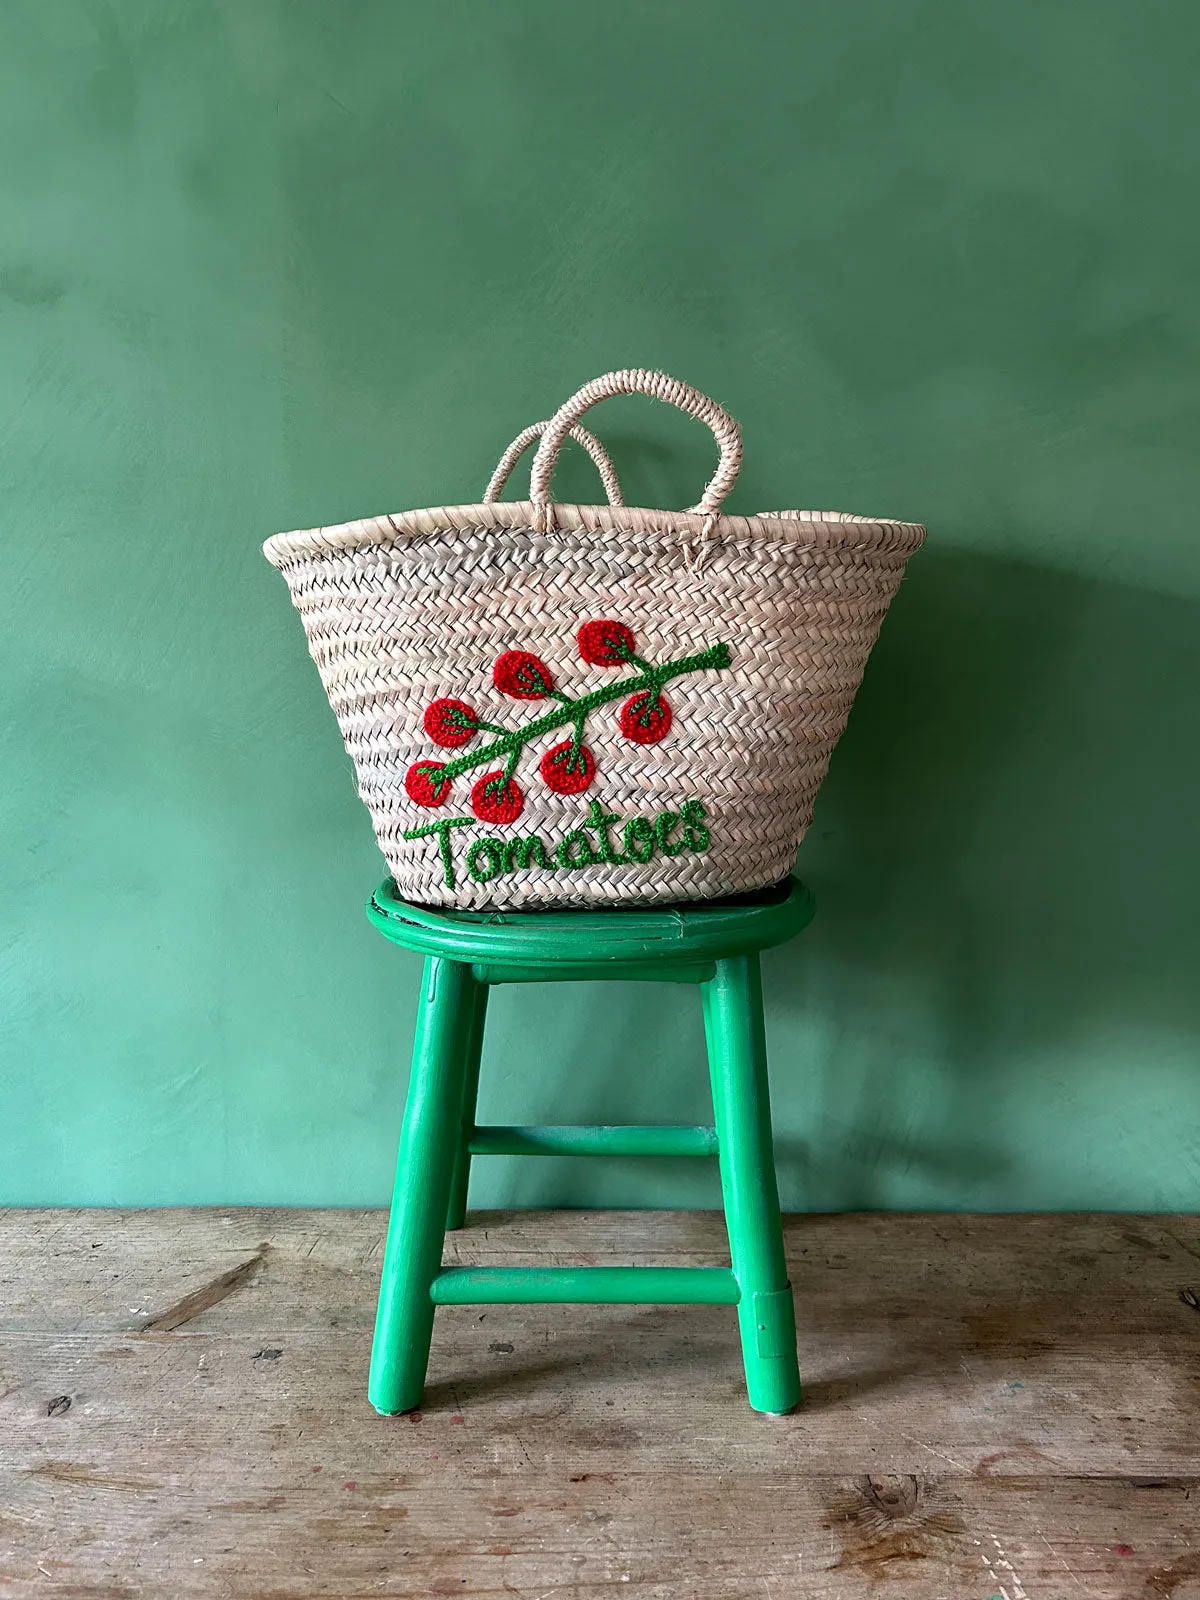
[3,2,1198,1210]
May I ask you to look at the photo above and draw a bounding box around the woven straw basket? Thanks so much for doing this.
[264,369,924,908]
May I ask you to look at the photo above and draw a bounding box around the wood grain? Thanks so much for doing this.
[1,1208,1198,1596]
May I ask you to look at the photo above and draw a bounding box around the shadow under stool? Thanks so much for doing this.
[364,875,815,1416]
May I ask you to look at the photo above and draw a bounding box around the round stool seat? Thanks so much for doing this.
[367,875,815,973]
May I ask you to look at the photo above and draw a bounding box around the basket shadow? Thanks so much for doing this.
[765,545,1200,1210]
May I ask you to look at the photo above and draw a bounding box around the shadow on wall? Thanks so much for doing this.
[480,544,1200,1212]
[768,544,1200,1211]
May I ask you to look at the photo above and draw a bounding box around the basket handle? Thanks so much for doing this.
[484,420,624,506]
[528,368,742,534]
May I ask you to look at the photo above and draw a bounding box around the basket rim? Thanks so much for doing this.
[263,499,926,568]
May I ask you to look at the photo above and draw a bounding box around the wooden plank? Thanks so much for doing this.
[2,1209,1197,1475]
[1,1209,1199,1596]
[2,1466,1198,1598]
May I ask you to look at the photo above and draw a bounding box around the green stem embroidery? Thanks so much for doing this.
[434,641,730,786]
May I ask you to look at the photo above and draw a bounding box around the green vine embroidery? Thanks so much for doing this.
[406,619,731,826]
[404,799,712,890]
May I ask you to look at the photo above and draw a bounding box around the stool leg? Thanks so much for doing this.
[445,980,489,1231]
[369,957,476,1415]
[703,954,801,1416]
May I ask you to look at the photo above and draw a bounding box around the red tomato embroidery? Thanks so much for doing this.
[493,650,555,699]
[404,628,730,843]
[577,619,636,666]
[405,760,451,807]
[540,739,597,794]
[620,691,672,744]
[471,771,524,824]
[423,697,478,748]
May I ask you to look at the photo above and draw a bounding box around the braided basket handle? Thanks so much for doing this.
[484,420,624,506]
[528,368,742,534]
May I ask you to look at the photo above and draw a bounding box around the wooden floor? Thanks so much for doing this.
[1,1210,1198,1598]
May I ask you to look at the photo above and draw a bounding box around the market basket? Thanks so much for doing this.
[264,368,925,908]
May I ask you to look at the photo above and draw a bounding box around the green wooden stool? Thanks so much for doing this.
[364,875,815,1416]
